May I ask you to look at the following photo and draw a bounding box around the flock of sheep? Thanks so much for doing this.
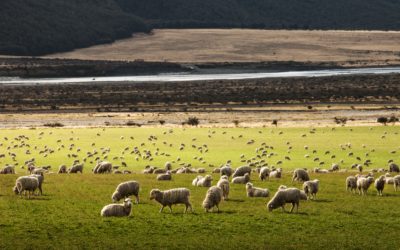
[1,128,400,217]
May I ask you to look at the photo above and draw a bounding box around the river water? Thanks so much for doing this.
[1,67,400,85]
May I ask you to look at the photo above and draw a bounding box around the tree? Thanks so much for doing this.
[377,117,388,126]
[187,117,199,126]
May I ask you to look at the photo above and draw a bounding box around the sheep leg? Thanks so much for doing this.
[135,195,140,204]
[159,206,165,213]
[168,205,172,213]
[290,203,295,213]
[216,204,220,213]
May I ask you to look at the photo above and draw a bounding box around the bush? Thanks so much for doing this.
[272,120,278,127]
[377,117,388,125]
[126,121,141,127]
[187,117,200,126]
[334,117,347,126]
[43,122,64,127]
[159,120,166,125]
[233,120,240,127]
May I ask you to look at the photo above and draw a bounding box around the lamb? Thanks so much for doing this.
[149,188,192,213]
[58,165,67,174]
[13,176,39,198]
[220,165,233,177]
[389,163,400,173]
[374,175,385,196]
[232,165,252,178]
[196,175,213,187]
[101,198,132,217]
[112,181,140,203]
[217,175,230,200]
[270,168,282,178]
[346,176,357,193]
[303,179,319,199]
[267,188,308,213]
[232,173,250,184]
[357,176,374,195]
[68,164,83,173]
[0,165,15,174]
[94,161,112,174]
[292,168,310,182]
[202,186,223,212]
[394,175,400,191]
[30,174,44,195]
[259,167,270,181]
[157,171,172,181]
[246,182,269,197]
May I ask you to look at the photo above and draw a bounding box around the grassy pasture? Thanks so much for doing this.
[1,126,400,249]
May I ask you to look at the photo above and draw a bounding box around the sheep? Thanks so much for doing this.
[58,165,67,174]
[202,186,223,212]
[30,174,44,195]
[303,179,319,200]
[313,167,329,174]
[270,168,282,178]
[217,175,230,200]
[143,166,155,174]
[123,170,132,174]
[330,164,340,172]
[197,168,206,174]
[94,161,112,174]
[267,188,308,213]
[0,165,15,174]
[153,168,167,174]
[292,168,310,182]
[346,176,357,193]
[232,165,252,178]
[246,182,269,197]
[394,175,400,191]
[164,162,172,170]
[13,176,39,198]
[212,168,221,173]
[232,173,250,184]
[375,175,385,196]
[149,188,192,213]
[112,181,140,203]
[259,167,270,181]
[220,165,233,177]
[31,168,46,175]
[101,198,132,217]
[196,175,213,187]
[357,176,374,195]
[68,164,83,173]
[389,163,400,173]
[157,171,172,181]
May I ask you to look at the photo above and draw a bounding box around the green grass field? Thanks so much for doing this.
[1,126,400,249]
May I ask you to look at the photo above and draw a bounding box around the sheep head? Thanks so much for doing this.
[149,189,161,200]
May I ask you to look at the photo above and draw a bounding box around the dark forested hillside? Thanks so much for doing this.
[0,0,149,56]
[2,0,400,56]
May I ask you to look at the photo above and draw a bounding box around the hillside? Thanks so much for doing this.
[0,0,149,56]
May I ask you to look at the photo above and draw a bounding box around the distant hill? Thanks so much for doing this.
[2,0,400,56]
[0,0,149,56]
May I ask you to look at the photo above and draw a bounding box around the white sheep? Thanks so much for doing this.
[217,175,230,200]
[220,165,233,177]
[292,168,310,182]
[267,188,308,213]
[196,175,213,187]
[232,165,252,178]
[394,175,400,191]
[58,165,67,174]
[101,198,133,217]
[232,173,250,184]
[149,188,192,213]
[0,165,15,174]
[112,181,140,203]
[346,176,357,193]
[30,174,44,195]
[303,179,319,200]
[246,182,269,197]
[68,164,83,173]
[202,186,223,212]
[270,168,282,178]
[94,161,112,174]
[259,167,270,181]
[13,176,39,198]
[357,176,374,195]
[157,171,172,181]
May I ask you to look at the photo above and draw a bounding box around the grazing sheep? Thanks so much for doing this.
[394,175,400,191]
[314,167,329,174]
[123,170,132,174]
[58,165,67,174]
[270,168,282,178]
[217,175,230,200]
[212,168,221,173]
[30,174,44,195]
[32,168,46,175]
[232,165,252,178]
[202,186,223,212]
[143,166,155,174]
[149,188,192,213]
[112,181,140,203]
[292,168,310,182]
[357,176,374,195]
[113,170,122,174]
[192,176,201,186]
[195,175,213,187]
[157,171,172,181]
[13,176,39,198]
[94,162,112,174]
[164,162,172,170]
[197,168,206,174]
[101,198,132,217]
[331,164,340,172]
[346,176,357,193]
[68,164,83,173]
[246,182,269,197]
[375,175,385,196]
[389,163,400,173]
[259,167,270,181]
[220,165,233,177]
[0,165,15,174]
[232,173,250,184]
[153,168,167,174]
[303,179,319,200]
[267,188,308,213]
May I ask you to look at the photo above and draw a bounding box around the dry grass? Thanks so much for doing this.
[47,29,400,65]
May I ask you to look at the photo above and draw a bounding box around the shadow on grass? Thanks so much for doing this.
[310,198,332,203]
[225,198,245,203]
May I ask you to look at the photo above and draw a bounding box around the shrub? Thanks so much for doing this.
[43,122,64,127]
[159,120,166,125]
[233,120,240,127]
[187,117,199,126]
[334,117,347,126]
[377,117,388,125]
[272,120,278,127]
